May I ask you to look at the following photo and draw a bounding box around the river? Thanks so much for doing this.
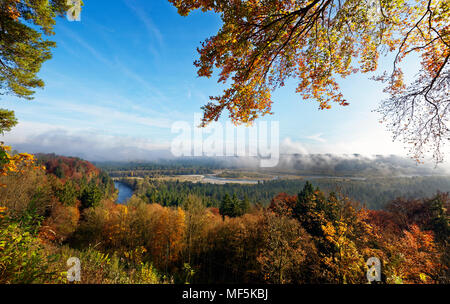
[196,174,366,184]
[114,181,133,205]
[202,175,263,184]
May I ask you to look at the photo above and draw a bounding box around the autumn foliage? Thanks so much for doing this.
[0,156,449,283]
[169,0,449,162]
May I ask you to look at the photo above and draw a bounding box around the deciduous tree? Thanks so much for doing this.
[170,0,449,162]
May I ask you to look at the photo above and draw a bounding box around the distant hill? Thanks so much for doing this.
[264,154,449,177]
[35,153,116,207]
[102,154,448,177]
[36,153,101,181]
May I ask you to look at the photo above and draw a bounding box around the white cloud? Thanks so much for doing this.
[3,118,449,169]
[280,137,309,154]
[2,123,171,161]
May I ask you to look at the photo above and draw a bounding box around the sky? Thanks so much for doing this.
[1,0,447,165]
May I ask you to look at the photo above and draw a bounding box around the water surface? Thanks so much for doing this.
[114,181,133,205]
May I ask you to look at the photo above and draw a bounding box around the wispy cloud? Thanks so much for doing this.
[123,0,164,48]
[113,59,169,106]
[305,133,326,143]
[57,24,171,111]
[41,100,175,129]
[58,25,113,67]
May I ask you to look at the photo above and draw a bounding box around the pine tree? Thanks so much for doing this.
[220,193,242,219]
[219,194,231,219]
[0,109,17,135]
[0,0,71,99]
[294,182,315,218]
[231,193,241,217]
[240,195,251,216]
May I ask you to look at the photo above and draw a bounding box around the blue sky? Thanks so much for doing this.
[2,0,445,163]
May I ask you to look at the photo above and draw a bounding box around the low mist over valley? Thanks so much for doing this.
[95,153,449,178]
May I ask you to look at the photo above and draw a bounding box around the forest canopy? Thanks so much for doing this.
[1,157,448,284]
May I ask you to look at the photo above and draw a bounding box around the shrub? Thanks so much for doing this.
[0,221,61,283]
